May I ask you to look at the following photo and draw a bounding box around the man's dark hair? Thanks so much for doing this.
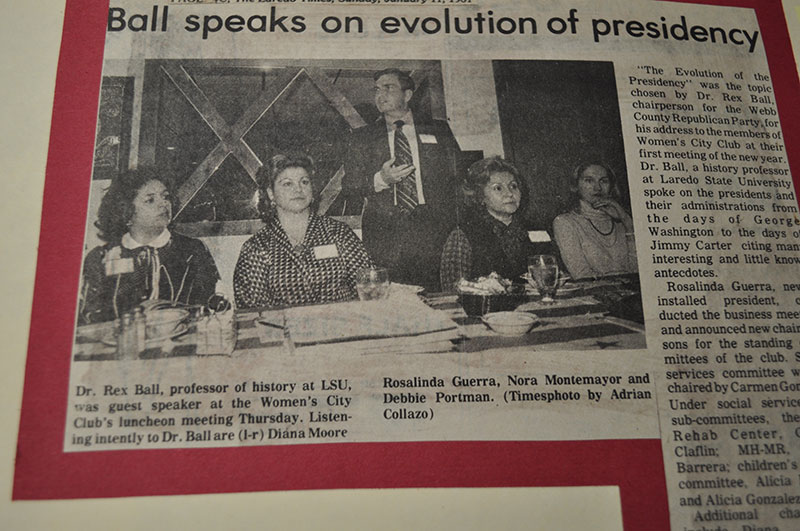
[373,68,415,92]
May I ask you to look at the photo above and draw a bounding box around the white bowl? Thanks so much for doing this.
[481,312,537,336]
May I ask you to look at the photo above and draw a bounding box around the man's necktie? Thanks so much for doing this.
[393,120,418,211]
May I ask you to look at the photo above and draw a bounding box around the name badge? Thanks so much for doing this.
[313,244,339,260]
[528,231,552,243]
[105,257,134,275]
[419,134,438,144]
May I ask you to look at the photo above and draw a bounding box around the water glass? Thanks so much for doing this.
[528,255,559,303]
[355,267,390,301]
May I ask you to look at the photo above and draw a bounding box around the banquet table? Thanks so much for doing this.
[73,277,647,361]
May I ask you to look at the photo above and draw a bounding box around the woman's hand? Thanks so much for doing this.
[591,198,625,220]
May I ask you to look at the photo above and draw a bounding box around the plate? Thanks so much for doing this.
[521,272,571,286]
[100,322,189,347]
[390,283,425,294]
[76,322,115,344]
[521,273,579,295]
[525,284,582,296]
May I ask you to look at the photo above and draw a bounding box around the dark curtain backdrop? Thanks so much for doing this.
[493,60,629,231]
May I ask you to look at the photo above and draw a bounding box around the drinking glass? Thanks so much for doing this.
[528,255,559,303]
[355,267,390,301]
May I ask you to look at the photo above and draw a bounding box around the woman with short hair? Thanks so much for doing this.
[233,154,373,309]
[440,156,537,290]
[78,168,220,324]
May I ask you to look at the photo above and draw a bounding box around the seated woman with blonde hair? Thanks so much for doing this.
[234,154,373,309]
[553,162,637,279]
[440,156,546,290]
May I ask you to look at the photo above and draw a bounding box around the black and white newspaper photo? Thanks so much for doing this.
[70,1,659,448]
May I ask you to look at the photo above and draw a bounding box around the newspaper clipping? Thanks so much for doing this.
[49,0,800,528]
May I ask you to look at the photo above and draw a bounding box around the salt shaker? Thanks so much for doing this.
[116,313,136,360]
[132,307,146,356]
[217,308,236,355]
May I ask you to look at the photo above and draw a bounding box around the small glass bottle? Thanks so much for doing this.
[217,307,236,355]
[202,294,236,355]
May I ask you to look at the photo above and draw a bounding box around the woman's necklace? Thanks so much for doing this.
[583,216,620,253]
[579,201,617,237]
[585,215,615,236]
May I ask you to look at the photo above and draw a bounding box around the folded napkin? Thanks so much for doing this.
[258,297,458,346]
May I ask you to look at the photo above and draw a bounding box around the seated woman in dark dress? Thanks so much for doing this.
[553,162,636,279]
[440,156,544,291]
[78,168,220,324]
[233,154,374,309]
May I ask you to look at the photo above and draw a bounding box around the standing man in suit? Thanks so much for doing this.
[343,68,462,291]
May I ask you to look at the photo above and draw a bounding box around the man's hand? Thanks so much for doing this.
[379,158,415,185]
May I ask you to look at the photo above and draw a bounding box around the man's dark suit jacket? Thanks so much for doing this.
[342,116,462,291]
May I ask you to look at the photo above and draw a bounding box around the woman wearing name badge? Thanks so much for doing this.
[78,168,220,324]
[234,154,374,309]
[440,156,549,290]
[553,162,637,279]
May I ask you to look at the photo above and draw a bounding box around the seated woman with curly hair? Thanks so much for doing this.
[553,162,637,279]
[233,154,374,309]
[440,156,548,290]
[78,168,220,324]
